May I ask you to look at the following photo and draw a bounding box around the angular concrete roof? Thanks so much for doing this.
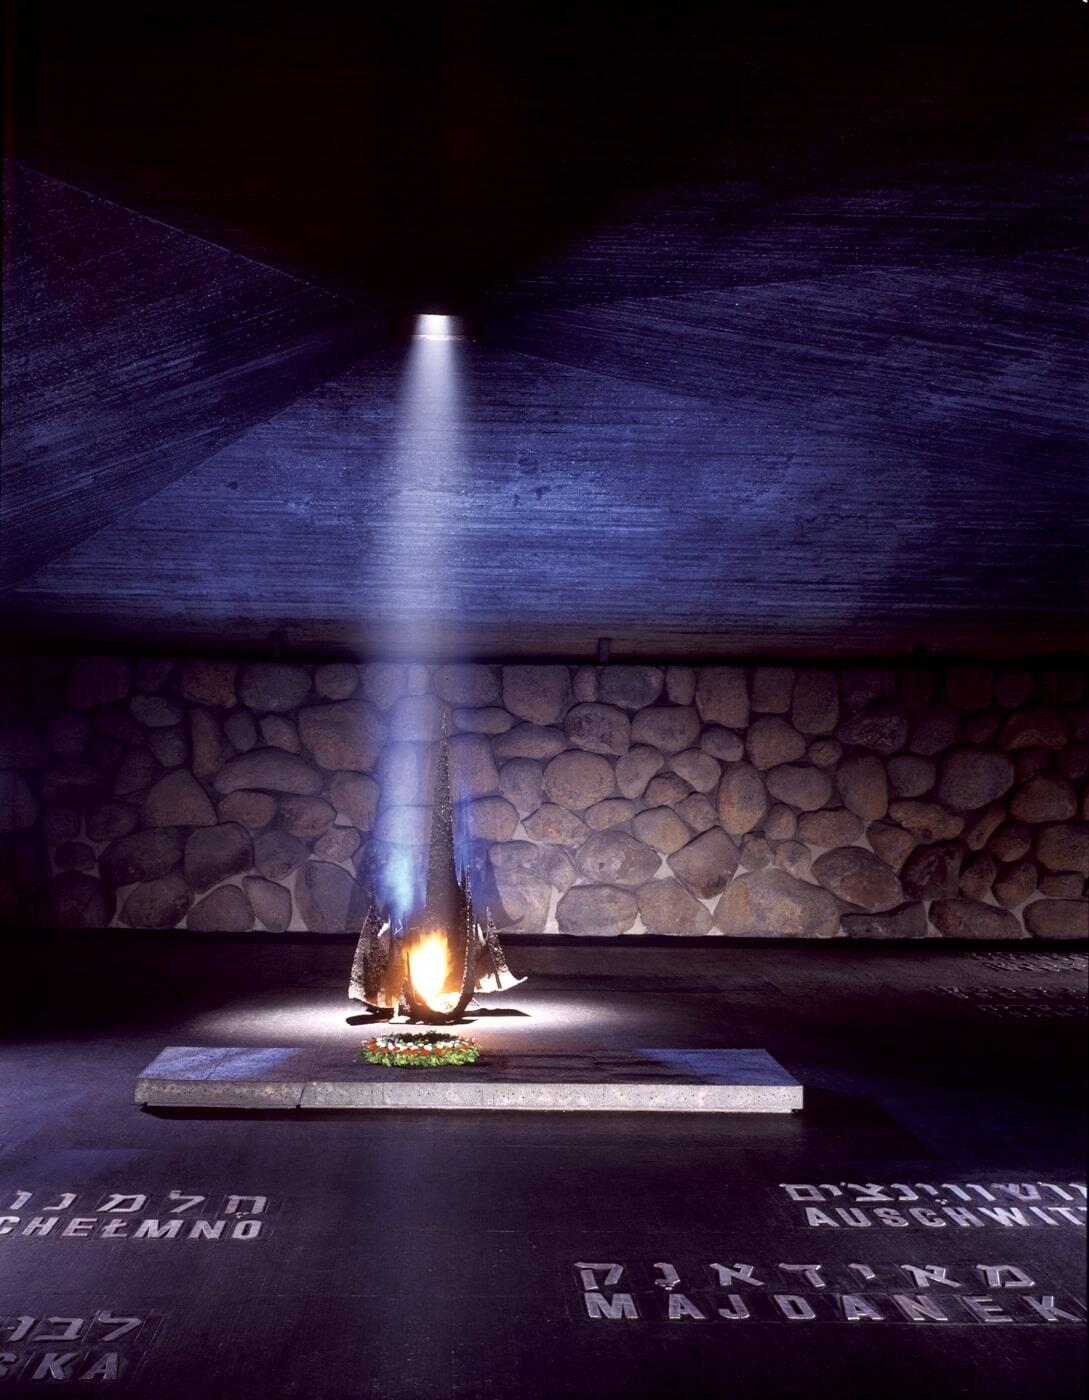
[4,5,1086,658]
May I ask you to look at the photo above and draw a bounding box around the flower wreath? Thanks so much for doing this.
[359,1031,481,1068]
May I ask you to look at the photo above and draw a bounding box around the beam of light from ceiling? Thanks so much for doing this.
[372,312,467,658]
[365,312,468,919]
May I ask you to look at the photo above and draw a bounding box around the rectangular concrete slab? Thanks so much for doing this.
[134,1046,310,1108]
[135,1046,802,1113]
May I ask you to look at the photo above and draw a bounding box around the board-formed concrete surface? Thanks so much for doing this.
[6,12,1087,659]
[1,937,1085,1399]
[134,1045,802,1112]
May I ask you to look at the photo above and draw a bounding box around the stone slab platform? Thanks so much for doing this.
[135,1046,802,1112]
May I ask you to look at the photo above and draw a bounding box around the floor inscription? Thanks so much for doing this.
[936,986,1088,1019]
[968,952,1088,974]
[0,1190,272,1242]
[778,1181,1087,1228]
[0,1311,160,1384]
[573,1263,1086,1325]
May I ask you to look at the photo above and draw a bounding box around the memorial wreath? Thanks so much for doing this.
[359,1031,481,1068]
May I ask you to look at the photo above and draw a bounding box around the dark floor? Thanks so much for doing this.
[1,936,1086,1399]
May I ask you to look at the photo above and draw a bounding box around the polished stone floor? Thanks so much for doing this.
[1,937,1086,1398]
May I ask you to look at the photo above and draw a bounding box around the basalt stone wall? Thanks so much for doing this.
[1,655,1087,939]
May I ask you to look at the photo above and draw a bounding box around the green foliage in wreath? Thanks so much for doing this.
[359,1031,481,1068]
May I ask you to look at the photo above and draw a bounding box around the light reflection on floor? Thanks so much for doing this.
[187,988,637,1052]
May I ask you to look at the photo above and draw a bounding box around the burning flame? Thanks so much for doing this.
[407,931,455,1013]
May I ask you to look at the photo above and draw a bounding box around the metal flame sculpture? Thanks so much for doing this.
[348,715,521,1023]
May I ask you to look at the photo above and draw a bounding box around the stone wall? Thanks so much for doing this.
[1,655,1086,938]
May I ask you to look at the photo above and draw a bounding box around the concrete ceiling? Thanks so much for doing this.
[3,3,1086,660]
